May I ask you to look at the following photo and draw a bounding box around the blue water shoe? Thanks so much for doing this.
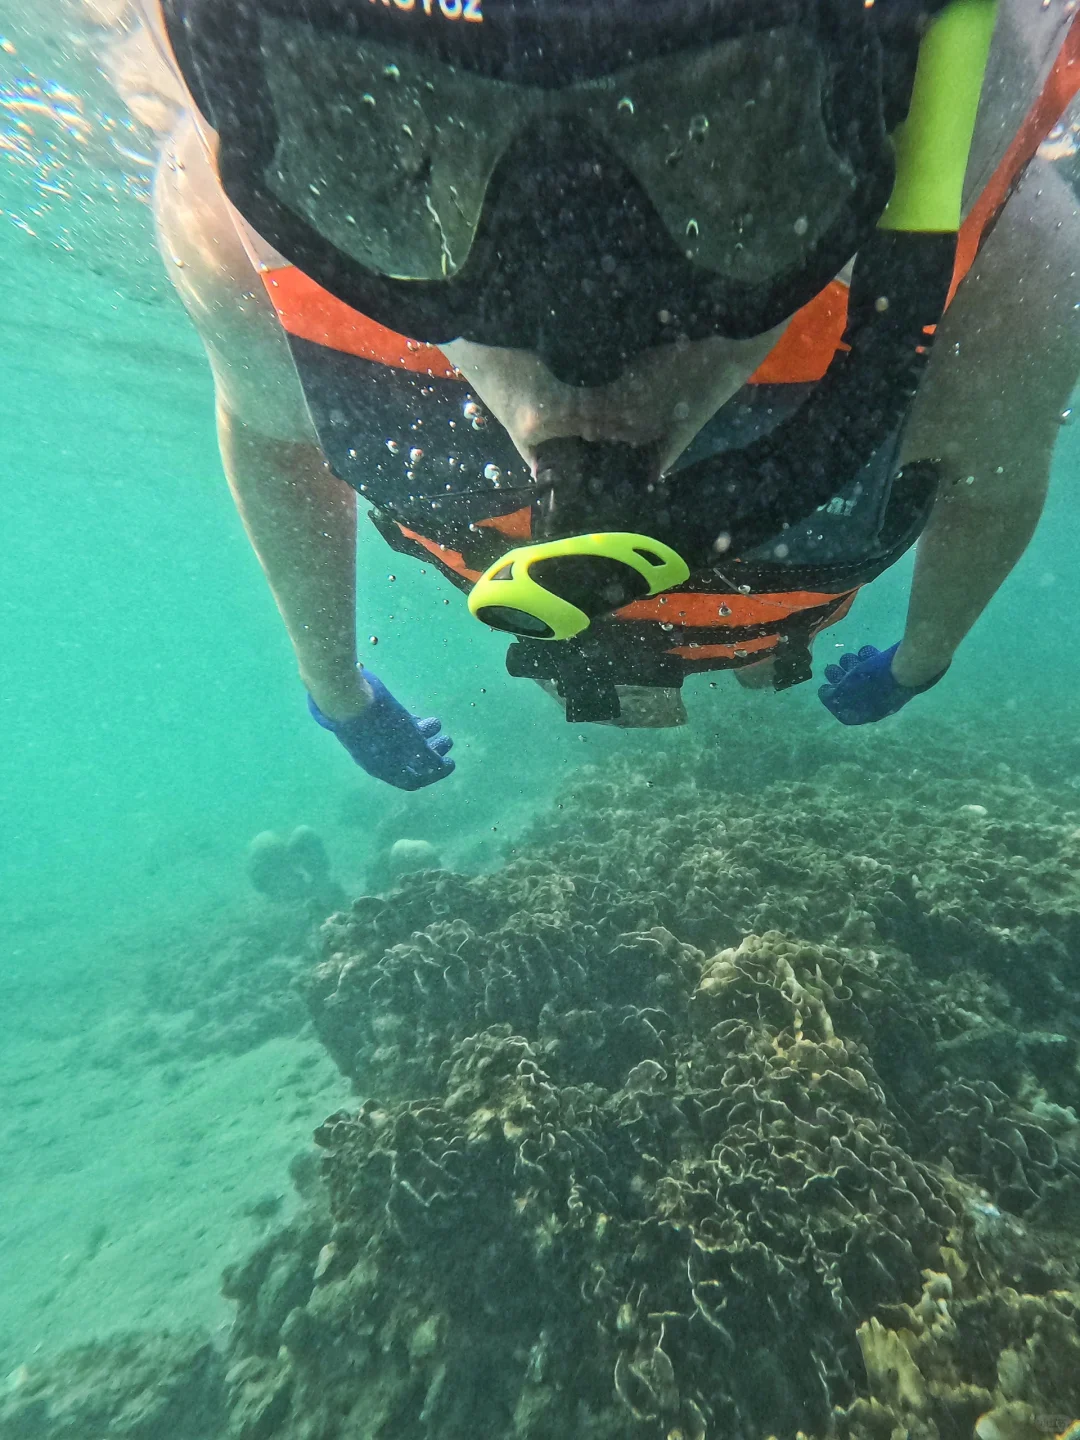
[309,671,455,790]
[818,642,947,726]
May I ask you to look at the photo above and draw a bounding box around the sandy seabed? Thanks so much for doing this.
[0,879,351,1366]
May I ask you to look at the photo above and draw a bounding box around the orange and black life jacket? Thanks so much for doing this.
[258,34,1080,720]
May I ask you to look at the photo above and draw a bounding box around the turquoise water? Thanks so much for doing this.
[3,5,1080,1438]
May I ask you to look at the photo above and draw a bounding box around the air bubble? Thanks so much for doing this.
[385,439,400,454]
[673,401,690,421]
[483,463,502,483]
[688,114,709,142]
[368,635,379,645]
[718,604,732,617]
[794,215,809,236]
[409,446,424,462]
[660,622,674,631]
[738,584,751,595]
[617,96,635,116]
[383,63,400,80]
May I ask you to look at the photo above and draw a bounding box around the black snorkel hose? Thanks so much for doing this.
[654,229,955,566]
[533,228,955,570]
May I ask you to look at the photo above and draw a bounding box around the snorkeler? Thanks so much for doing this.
[128,0,1080,788]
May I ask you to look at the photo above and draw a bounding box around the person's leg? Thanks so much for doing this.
[217,409,366,719]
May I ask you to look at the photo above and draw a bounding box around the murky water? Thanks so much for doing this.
[2,5,1079,1439]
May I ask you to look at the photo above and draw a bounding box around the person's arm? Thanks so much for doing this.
[892,156,1080,686]
[215,416,366,718]
[154,114,369,719]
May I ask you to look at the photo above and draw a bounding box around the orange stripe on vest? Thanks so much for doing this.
[477,507,533,540]
[262,262,851,387]
[262,265,460,378]
[397,526,483,582]
[950,22,1080,306]
[748,280,850,385]
[616,588,853,627]
[665,590,856,662]
[669,632,781,662]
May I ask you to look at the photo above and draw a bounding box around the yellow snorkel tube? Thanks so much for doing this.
[879,0,997,237]
[469,0,997,643]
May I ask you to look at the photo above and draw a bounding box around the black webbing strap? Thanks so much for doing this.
[603,231,956,566]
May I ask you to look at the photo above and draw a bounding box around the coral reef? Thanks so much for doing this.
[359,836,445,896]
[387,838,441,878]
[258,735,1080,1440]
[13,716,1080,1440]
[247,827,345,914]
[226,930,1078,1438]
[230,933,964,1440]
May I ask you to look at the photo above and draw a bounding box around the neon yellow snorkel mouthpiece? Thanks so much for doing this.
[468,532,690,641]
